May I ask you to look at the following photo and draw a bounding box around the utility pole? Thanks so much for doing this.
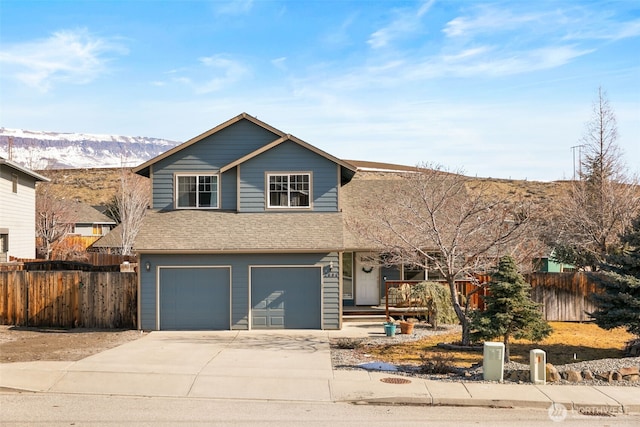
[570,144,585,180]
[7,136,13,160]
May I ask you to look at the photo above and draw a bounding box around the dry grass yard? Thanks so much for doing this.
[369,322,635,367]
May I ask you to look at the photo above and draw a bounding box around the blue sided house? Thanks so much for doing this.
[134,113,360,330]
[134,113,435,330]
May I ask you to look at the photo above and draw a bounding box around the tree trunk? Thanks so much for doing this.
[447,278,470,345]
[431,308,438,330]
[503,333,511,363]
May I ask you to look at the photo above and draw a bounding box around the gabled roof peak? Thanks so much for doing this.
[133,112,285,177]
[133,113,356,180]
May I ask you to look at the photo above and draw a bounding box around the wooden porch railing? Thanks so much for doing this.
[384,277,490,320]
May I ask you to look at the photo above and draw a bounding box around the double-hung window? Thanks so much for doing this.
[267,173,310,208]
[176,174,219,209]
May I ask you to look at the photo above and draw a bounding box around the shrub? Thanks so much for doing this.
[419,352,457,374]
[334,338,364,350]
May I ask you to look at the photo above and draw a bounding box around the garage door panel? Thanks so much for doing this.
[159,267,230,330]
[251,267,321,329]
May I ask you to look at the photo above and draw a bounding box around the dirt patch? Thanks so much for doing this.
[0,325,145,363]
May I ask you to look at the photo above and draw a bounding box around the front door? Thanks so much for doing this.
[355,252,380,305]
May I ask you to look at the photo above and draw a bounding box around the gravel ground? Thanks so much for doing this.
[330,323,640,387]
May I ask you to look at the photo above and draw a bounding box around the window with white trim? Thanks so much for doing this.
[267,173,310,208]
[176,174,219,209]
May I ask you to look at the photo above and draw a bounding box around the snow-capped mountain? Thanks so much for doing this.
[0,128,180,169]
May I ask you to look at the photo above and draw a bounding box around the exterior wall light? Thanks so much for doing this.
[145,262,151,272]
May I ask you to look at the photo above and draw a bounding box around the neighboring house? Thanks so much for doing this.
[37,199,117,259]
[0,157,50,260]
[67,200,116,237]
[89,223,123,254]
[534,256,576,273]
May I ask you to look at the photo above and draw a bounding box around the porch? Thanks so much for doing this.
[342,279,488,323]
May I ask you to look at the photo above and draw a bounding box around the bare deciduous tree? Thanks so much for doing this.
[106,169,150,255]
[551,88,640,269]
[347,164,536,345]
[36,185,77,260]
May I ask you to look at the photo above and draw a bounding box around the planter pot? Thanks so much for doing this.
[399,321,414,335]
[384,323,397,337]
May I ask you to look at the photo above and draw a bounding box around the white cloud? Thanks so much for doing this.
[271,57,287,71]
[564,18,640,41]
[0,28,127,92]
[215,0,253,15]
[368,0,435,49]
[443,7,547,38]
[194,55,250,94]
[442,46,492,62]
[322,14,358,47]
[290,43,592,96]
[444,3,640,43]
[437,45,594,77]
[159,55,250,94]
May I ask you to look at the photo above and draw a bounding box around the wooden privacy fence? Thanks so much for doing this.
[0,271,137,328]
[384,272,600,322]
[526,272,598,322]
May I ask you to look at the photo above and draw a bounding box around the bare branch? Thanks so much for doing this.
[550,88,640,269]
[35,185,78,259]
[346,163,536,345]
[114,169,150,256]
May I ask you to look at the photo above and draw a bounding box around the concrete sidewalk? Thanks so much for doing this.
[0,328,638,415]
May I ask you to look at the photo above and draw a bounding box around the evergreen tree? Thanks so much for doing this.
[590,215,640,337]
[471,255,552,362]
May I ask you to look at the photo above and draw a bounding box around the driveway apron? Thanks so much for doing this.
[48,330,333,401]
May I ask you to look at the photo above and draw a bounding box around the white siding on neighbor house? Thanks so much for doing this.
[0,166,38,259]
[73,224,112,236]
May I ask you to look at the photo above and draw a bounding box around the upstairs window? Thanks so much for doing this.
[176,174,219,209]
[11,174,18,193]
[267,173,310,208]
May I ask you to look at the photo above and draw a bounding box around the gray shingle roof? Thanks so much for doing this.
[67,200,116,225]
[134,210,344,252]
[340,170,407,250]
[90,223,123,249]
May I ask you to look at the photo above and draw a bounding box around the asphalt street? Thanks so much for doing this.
[2,391,638,427]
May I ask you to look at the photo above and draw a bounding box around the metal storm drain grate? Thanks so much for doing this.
[380,377,412,384]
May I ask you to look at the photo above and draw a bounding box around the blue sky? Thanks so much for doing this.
[1,0,638,181]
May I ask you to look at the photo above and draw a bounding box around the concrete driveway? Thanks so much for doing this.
[3,326,639,413]
[2,330,334,402]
